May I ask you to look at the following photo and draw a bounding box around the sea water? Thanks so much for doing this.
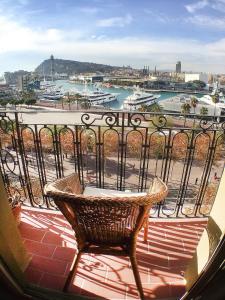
[54,80,202,110]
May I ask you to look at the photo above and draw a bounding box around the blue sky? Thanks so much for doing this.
[1,0,225,75]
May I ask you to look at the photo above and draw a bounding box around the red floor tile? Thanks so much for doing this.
[39,273,66,290]
[53,246,77,261]
[144,283,171,299]
[19,225,46,242]
[24,239,56,257]
[41,231,65,246]
[21,207,207,299]
[24,266,43,285]
[170,283,186,298]
[29,255,68,275]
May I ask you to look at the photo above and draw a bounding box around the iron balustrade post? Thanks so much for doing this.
[119,112,126,191]
[97,126,102,188]
[194,130,217,216]
[53,125,63,178]
[176,130,195,217]
[75,125,83,186]
[139,127,149,192]
[14,112,34,205]
[34,125,49,207]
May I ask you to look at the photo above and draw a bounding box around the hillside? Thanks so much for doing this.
[35,58,119,75]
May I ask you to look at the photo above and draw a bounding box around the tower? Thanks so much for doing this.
[50,54,55,81]
[176,61,181,73]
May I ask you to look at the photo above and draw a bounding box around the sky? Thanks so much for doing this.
[1,0,225,75]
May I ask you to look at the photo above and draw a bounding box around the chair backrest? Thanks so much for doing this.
[44,173,168,247]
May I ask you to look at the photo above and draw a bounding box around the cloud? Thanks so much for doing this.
[96,14,132,27]
[186,14,225,29]
[144,9,175,23]
[15,0,30,5]
[79,7,100,14]
[1,14,225,73]
[211,0,225,12]
[185,0,208,13]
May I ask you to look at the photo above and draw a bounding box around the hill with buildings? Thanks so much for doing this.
[35,57,119,75]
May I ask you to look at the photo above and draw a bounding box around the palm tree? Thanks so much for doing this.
[66,92,71,110]
[200,106,208,117]
[148,103,163,112]
[181,102,191,127]
[190,96,198,114]
[60,96,64,109]
[73,93,83,110]
[190,96,198,126]
[138,104,148,112]
[211,93,219,119]
[80,97,91,110]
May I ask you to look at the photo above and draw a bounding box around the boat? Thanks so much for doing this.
[81,84,118,106]
[198,83,225,116]
[40,86,64,100]
[123,90,160,110]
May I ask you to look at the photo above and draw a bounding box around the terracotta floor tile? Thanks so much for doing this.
[29,255,68,275]
[39,273,66,290]
[24,239,56,257]
[24,266,43,285]
[20,208,206,299]
[53,246,77,261]
[149,268,185,284]
[19,225,46,242]
[170,283,186,298]
[144,283,171,300]
[41,230,65,246]
[81,278,128,299]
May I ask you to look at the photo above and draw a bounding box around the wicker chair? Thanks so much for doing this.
[44,173,168,300]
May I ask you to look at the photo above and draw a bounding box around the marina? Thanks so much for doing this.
[47,80,206,112]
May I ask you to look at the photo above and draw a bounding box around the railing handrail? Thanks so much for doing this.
[0,109,225,119]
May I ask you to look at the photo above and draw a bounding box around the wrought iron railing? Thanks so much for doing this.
[0,110,224,217]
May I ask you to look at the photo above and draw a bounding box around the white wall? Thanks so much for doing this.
[185,73,208,83]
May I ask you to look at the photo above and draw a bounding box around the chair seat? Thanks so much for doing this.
[83,186,147,198]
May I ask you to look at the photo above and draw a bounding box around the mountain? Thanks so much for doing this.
[35,58,119,75]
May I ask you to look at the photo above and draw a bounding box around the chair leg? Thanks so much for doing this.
[130,255,145,300]
[63,251,82,292]
[144,218,149,243]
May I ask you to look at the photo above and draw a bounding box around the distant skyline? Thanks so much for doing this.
[1,0,225,75]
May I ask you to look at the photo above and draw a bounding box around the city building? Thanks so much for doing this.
[185,73,208,84]
[176,61,181,73]
[17,74,30,92]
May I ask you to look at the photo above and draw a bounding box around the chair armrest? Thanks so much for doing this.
[44,173,83,196]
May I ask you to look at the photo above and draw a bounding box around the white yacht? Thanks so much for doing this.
[81,88,118,105]
[197,94,225,116]
[123,90,160,111]
[198,83,225,116]
[40,86,64,100]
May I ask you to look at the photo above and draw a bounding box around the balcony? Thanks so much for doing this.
[0,110,224,299]
[21,207,207,299]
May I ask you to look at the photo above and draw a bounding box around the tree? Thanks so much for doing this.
[148,103,162,112]
[192,80,206,89]
[190,96,198,114]
[200,106,208,117]
[181,103,191,114]
[72,93,83,110]
[0,99,9,107]
[138,104,148,112]
[211,93,219,118]
[25,99,36,106]
[181,103,191,126]
[80,97,91,109]
[190,96,198,126]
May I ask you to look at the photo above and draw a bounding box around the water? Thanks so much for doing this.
[54,80,203,110]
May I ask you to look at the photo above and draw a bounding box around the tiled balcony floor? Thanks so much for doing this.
[20,207,207,300]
